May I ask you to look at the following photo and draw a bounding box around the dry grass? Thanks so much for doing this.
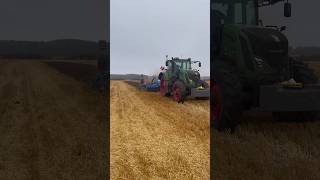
[213,61,320,180]
[213,113,320,180]
[0,60,105,179]
[308,61,320,78]
[110,81,210,179]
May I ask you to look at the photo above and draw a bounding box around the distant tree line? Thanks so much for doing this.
[0,39,109,60]
[110,74,211,80]
[289,46,320,60]
[290,46,320,56]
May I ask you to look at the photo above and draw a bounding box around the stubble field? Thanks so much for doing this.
[110,80,210,179]
[1,59,319,179]
[110,61,320,179]
[0,60,105,179]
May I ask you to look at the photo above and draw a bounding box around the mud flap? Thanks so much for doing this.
[190,88,210,98]
[259,84,320,111]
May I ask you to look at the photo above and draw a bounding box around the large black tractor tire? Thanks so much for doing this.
[212,61,244,132]
[273,59,319,122]
[172,80,187,103]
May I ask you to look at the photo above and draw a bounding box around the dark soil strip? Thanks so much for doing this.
[124,80,141,88]
[45,62,98,86]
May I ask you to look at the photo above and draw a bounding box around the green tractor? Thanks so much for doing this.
[159,56,210,102]
[212,0,320,131]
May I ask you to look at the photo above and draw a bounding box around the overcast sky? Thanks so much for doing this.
[1,0,320,75]
[110,0,210,76]
[0,0,108,41]
[259,0,320,48]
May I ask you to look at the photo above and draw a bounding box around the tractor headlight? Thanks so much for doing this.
[254,56,264,68]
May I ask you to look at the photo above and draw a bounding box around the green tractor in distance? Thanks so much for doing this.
[212,0,320,131]
[158,56,210,102]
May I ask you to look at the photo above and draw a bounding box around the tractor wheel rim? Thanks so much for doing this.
[173,85,181,101]
[213,81,222,122]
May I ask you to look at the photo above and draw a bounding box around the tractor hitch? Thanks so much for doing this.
[190,88,210,98]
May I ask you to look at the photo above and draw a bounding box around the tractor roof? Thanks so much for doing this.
[171,57,191,61]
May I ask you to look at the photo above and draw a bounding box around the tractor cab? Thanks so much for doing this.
[212,0,258,26]
[212,0,290,26]
[211,0,320,131]
[212,0,292,75]
[165,57,202,84]
[165,57,201,72]
[166,57,191,72]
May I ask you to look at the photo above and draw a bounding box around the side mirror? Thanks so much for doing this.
[199,62,201,67]
[165,60,168,66]
[284,2,291,17]
[280,26,286,32]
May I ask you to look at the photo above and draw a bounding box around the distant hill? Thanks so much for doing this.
[202,76,210,80]
[295,47,317,56]
[0,39,109,60]
[290,46,320,57]
[111,74,144,80]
